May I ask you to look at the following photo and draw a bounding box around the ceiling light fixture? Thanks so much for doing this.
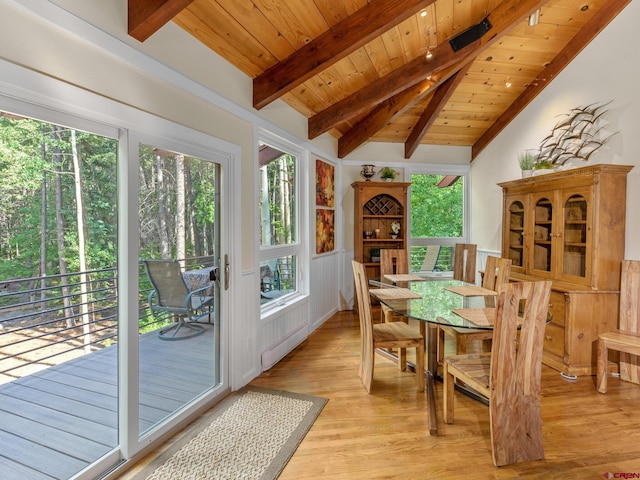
[420,9,427,17]
[528,9,540,26]
[505,79,512,88]
[425,49,433,60]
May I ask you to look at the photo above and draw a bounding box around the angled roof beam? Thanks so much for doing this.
[337,67,457,158]
[253,0,436,110]
[128,0,194,42]
[471,0,631,160]
[404,63,471,159]
[311,0,549,141]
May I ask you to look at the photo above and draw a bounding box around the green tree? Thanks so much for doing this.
[410,174,463,238]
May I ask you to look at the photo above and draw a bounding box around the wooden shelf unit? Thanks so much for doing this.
[499,164,632,376]
[352,181,410,280]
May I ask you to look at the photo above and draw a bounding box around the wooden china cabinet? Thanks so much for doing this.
[352,181,410,281]
[499,164,632,376]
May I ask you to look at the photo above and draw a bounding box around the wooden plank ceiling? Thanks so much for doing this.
[128,0,630,160]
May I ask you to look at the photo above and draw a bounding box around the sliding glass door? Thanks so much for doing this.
[137,144,222,436]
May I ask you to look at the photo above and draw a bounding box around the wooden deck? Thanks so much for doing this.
[0,325,217,480]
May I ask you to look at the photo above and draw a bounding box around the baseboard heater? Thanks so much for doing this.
[261,324,308,371]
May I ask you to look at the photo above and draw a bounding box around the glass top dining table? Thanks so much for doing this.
[368,274,498,436]
[368,276,497,330]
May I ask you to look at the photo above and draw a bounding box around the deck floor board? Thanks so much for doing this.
[0,326,217,480]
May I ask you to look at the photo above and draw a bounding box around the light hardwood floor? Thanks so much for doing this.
[125,310,640,479]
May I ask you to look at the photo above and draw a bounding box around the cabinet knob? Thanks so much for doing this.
[545,335,552,341]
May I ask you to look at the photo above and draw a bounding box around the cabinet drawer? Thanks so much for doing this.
[548,291,566,326]
[543,323,565,357]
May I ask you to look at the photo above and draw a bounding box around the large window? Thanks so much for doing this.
[408,171,468,273]
[258,135,302,308]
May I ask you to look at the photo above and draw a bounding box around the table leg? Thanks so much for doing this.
[379,322,484,436]
[424,323,438,435]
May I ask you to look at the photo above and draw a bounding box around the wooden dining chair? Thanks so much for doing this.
[443,280,552,466]
[352,260,425,393]
[597,260,640,393]
[453,243,477,283]
[379,249,409,324]
[438,256,512,364]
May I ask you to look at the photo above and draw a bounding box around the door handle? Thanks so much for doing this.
[224,254,230,290]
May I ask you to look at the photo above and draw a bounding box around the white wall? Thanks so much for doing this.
[471,1,640,259]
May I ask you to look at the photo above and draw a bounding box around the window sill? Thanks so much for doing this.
[261,293,309,323]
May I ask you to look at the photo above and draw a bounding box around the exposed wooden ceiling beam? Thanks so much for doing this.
[311,0,549,143]
[437,175,460,187]
[337,67,460,158]
[404,63,471,159]
[128,0,194,42]
[310,36,475,141]
[332,0,548,158]
[253,0,435,110]
[471,0,632,160]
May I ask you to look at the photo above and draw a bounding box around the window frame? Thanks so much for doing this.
[257,130,307,313]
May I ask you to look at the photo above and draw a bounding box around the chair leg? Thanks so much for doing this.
[456,335,467,356]
[398,348,407,371]
[416,343,425,392]
[360,343,375,394]
[158,316,204,340]
[596,338,608,393]
[437,327,445,366]
[443,361,454,424]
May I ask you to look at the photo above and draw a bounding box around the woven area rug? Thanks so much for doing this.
[132,386,327,480]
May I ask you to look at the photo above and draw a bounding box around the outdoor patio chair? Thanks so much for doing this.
[143,259,213,340]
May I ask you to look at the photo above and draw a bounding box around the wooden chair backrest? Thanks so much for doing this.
[483,256,512,291]
[620,260,640,332]
[352,260,374,379]
[453,243,477,284]
[380,249,409,276]
[490,280,552,466]
[619,260,640,382]
[420,245,441,271]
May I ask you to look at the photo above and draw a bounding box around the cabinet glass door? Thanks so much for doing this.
[507,199,525,268]
[532,195,554,276]
[562,193,589,280]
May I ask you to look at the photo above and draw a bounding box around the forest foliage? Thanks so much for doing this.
[410,173,463,238]
[0,115,216,286]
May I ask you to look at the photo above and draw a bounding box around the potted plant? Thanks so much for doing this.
[534,158,553,174]
[518,151,536,177]
[378,166,398,181]
[390,221,401,239]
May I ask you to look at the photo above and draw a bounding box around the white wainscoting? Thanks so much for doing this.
[260,298,310,371]
[340,249,355,310]
[231,269,262,390]
[235,252,349,380]
[309,250,342,330]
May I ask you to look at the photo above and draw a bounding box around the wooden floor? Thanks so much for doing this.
[121,309,640,479]
[0,326,217,480]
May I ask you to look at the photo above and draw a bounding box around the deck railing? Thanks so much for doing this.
[0,256,214,384]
